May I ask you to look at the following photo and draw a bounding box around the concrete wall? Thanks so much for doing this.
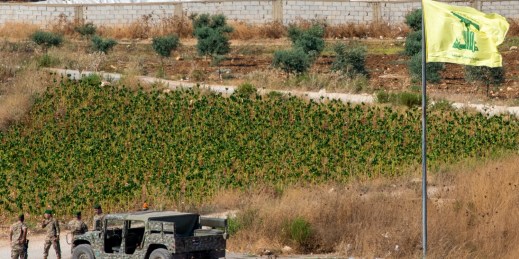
[0,0,517,27]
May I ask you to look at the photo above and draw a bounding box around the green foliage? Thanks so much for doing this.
[409,52,444,83]
[0,80,518,215]
[37,54,60,67]
[227,208,259,235]
[286,217,313,247]
[376,91,423,108]
[74,23,97,38]
[30,31,63,50]
[465,66,505,86]
[80,74,103,87]
[405,30,422,56]
[272,48,312,75]
[152,35,180,58]
[465,66,505,96]
[287,24,325,57]
[431,99,455,112]
[331,42,368,78]
[192,14,233,59]
[234,82,257,98]
[91,36,117,54]
[376,91,390,103]
[405,9,422,31]
[397,92,422,108]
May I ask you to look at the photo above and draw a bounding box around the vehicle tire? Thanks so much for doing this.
[72,244,95,259]
[149,248,173,259]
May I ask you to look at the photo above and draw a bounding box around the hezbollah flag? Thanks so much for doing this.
[423,0,509,67]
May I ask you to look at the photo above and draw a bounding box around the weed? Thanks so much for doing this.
[91,36,117,54]
[234,82,257,98]
[74,23,97,38]
[37,53,60,68]
[30,31,63,52]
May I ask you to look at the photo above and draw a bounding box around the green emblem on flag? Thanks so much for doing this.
[452,12,480,52]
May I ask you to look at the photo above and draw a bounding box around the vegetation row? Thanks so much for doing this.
[0,77,517,216]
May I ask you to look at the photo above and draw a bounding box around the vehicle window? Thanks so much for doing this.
[129,220,145,229]
[106,219,124,230]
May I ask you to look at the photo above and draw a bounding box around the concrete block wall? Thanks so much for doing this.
[0,4,75,25]
[183,1,273,24]
[283,1,372,24]
[481,1,519,18]
[0,0,517,28]
[83,4,175,26]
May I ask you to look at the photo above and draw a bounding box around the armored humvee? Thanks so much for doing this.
[71,211,228,259]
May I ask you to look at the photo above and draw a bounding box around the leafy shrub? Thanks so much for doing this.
[405,9,422,31]
[287,217,313,248]
[30,31,63,51]
[376,91,424,108]
[37,54,60,67]
[465,66,505,86]
[80,74,103,87]
[91,36,117,54]
[192,14,233,60]
[272,48,312,75]
[376,91,390,103]
[234,82,257,98]
[409,51,444,83]
[287,24,325,57]
[431,99,455,112]
[397,92,422,108]
[465,66,505,96]
[331,42,368,78]
[74,23,97,38]
[152,35,180,58]
[405,30,422,56]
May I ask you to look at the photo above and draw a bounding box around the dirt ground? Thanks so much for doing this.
[91,38,519,101]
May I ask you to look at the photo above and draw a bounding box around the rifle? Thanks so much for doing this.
[22,239,29,259]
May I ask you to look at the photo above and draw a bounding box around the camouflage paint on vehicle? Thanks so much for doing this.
[72,211,227,259]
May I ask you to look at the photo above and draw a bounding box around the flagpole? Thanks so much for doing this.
[421,2,428,258]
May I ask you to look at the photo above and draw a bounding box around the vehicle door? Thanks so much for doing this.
[99,218,127,259]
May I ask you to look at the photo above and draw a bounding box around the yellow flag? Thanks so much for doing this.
[423,0,509,67]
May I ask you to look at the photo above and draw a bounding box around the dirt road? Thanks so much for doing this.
[0,234,342,259]
[0,234,72,259]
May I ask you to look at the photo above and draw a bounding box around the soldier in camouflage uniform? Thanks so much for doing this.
[41,209,61,259]
[93,204,105,230]
[9,214,27,259]
[68,211,88,239]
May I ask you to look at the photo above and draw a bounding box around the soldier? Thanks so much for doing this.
[93,204,105,230]
[9,214,27,259]
[68,211,88,239]
[41,209,61,259]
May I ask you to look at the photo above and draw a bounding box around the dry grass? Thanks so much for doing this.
[98,14,193,40]
[230,21,287,40]
[245,69,372,93]
[0,19,409,41]
[0,22,39,39]
[208,154,519,258]
[0,67,52,130]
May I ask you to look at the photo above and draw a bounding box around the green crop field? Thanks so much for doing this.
[0,78,518,216]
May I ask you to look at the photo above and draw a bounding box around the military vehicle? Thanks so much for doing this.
[71,211,228,259]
